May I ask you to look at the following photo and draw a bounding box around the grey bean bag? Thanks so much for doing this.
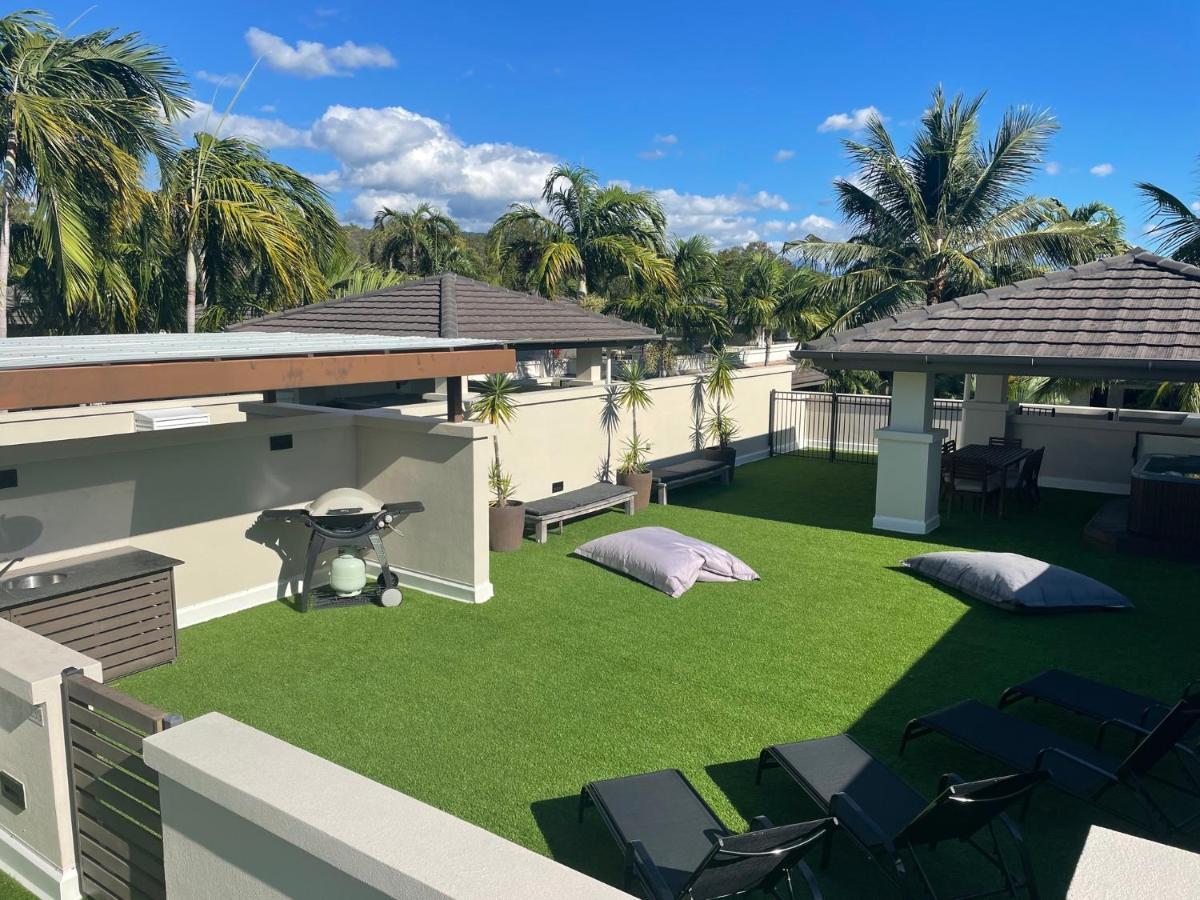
[574,526,759,597]
[901,551,1133,612]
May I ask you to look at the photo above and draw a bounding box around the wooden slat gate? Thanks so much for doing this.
[61,669,180,900]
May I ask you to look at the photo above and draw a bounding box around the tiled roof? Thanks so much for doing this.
[228,273,658,348]
[795,250,1200,378]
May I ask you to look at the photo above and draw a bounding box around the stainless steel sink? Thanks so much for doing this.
[2,573,68,591]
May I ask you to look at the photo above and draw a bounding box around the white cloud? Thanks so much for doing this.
[259,104,277,113]
[773,149,795,162]
[307,104,555,230]
[654,188,790,246]
[1090,162,1114,177]
[173,100,308,149]
[818,106,882,133]
[195,70,241,87]
[1045,161,1061,176]
[638,148,667,160]
[1191,201,1200,213]
[762,214,845,241]
[654,134,678,145]
[245,27,396,78]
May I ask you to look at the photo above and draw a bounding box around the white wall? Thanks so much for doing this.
[399,364,794,500]
[143,713,628,900]
[1008,408,1200,494]
[0,621,102,900]
[0,404,493,621]
[0,395,260,446]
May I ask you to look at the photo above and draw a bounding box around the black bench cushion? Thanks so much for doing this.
[916,700,1116,796]
[652,459,730,483]
[767,734,925,846]
[524,482,635,518]
[586,769,725,898]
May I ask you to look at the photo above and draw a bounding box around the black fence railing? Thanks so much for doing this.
[769,390,964,463]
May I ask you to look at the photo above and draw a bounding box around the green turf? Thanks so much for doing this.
[116,456,1200,898]
[0,871,31,900]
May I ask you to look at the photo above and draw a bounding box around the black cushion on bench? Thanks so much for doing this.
[524,482,634,518]
[653,459,730,483]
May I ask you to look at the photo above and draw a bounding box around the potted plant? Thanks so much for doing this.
[702,349,739,472]
[468,374,525,551]
[615,360,655,510]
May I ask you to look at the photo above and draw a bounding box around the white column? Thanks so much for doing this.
[873,371,945,534]
[961,373,1010,446]
[573,347,604,384]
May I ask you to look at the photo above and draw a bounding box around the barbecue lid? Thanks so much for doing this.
[307,487,385,517]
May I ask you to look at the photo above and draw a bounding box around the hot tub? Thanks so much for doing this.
[1129,454,1200,542]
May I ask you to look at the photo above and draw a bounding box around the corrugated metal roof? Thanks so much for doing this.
[794,249,1200,379]
[0,332,498,371]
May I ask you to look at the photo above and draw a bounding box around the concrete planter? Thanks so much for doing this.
[489,501,526,552]
[617,471,653,511]
[702,445,737,479]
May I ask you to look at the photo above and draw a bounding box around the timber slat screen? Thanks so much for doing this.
[769,390,964,462]
[63,670,178,900]
[4,572,177,680]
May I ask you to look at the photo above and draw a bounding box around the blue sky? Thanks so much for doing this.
[45,0,1200,246]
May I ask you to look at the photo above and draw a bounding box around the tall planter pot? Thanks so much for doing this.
[489,501,526,552]
[617,471,653,511]
[702,445,737,480]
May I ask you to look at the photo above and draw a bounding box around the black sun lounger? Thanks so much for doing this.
[999,669,1200,750]
[579,768,833,900]
[900,697,1200,836]
[757,734,1044,900]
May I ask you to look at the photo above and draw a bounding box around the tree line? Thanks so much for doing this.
[4,9,1199,367]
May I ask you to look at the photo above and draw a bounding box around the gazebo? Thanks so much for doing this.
[793,249,1200,534]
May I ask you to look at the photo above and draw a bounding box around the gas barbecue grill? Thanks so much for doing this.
[258,488,424,611]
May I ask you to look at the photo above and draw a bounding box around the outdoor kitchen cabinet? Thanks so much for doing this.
[0,548,182,681]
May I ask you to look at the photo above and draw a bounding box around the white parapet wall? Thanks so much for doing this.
[143,713,628,900]
[0,621,102,900]
[399,363,795,499]
[0,403,494,626]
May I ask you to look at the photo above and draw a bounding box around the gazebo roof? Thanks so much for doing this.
[793,249,1200,380]
[228,273,658,350]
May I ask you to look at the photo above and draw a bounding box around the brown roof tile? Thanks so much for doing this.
[227,274,657,348]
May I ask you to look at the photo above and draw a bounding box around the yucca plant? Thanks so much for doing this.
[468,373,520,506]
[702,350,738,447]
[616,360,654,473]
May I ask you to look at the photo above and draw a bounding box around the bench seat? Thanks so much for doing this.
[652,458,732,505]
[524,482,637,543]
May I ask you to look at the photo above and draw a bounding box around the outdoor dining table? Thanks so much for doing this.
[948,443,1033,516]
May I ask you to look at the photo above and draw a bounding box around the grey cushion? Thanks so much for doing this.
[901,551,1133,612]
[574,527,759,597]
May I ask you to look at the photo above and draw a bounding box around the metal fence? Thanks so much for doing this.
[769,390,964,462]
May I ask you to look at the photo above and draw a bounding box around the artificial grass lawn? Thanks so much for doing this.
[118,456,1199,898]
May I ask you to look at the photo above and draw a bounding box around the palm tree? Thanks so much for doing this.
[322,244,405,298]
[606,234,728,368]
[160,132,340,331]
[721,250,827,349]
[0,11,186,336]
[785,88,1120,331]
[489,164,676,299]
[370,202,478,277]
[1138,161,1200,264]
[468,373,520,505]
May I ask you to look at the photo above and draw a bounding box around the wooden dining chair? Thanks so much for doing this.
[988,436,1023,448]
[945,458,1003,516]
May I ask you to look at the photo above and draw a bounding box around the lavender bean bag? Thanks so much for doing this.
[574,526,759,597]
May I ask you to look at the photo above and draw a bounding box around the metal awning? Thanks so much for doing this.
[0,332,514,418]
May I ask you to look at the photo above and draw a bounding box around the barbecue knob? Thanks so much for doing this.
[382,514,393,524]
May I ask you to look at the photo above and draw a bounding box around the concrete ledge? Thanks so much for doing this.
[873,514,941,535]
[0,828,79,900]
[144,714,626,900]
[1039,476,1130,496]
[875,427,941,444]
[0,620,101,704]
